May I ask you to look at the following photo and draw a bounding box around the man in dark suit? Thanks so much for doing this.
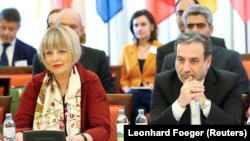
[0,8,37,66]
[161,5,249,95]
[32,8,115,93]
[150,31,242,125]
[156,0,226,73]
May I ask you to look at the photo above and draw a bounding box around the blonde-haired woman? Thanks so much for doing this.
[14,25,110,141]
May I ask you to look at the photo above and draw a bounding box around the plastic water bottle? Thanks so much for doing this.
[246,116,250,125]
[3,113,16,141]
[116,109,129,141]
[135,109,148,125]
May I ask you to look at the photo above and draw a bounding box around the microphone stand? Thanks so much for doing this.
[195,100,201,125]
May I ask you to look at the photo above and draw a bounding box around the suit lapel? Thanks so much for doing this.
[211,46,219,67]
[203,68,217,100]
[130,45,141,74]
[79,46,88,68]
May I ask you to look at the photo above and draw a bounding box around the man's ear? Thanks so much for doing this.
[206,55,212,69]
[208,25,214,36]
[80,26,84,36]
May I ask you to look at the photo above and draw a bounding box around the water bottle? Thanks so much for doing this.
[135,109,148,125]
[116,109,129,141]
[246,116,250,125]
[3,113,16,141]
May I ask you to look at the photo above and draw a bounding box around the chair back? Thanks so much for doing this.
[0,96,12,124]
[110,65,122,93]
[0,77,11,96]
[0,66,32,87]
[106,94,133,141]
[242,94,248,125]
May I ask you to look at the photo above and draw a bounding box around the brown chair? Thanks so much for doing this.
[0,96,12,123]
[0,66,32,88]
[0,77,11,96]
[106,93,133,141]
[242,94,248,125]
[110,65,123,93]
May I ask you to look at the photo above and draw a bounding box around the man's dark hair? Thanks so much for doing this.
[174,31,213,60]
[0,7,21,23]
[176,0,200,7]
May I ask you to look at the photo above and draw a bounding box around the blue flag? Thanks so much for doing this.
[96,0,123,23]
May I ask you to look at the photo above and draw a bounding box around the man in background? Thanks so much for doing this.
[156,0,226,73]
[0,7,37,66]
[32,8,115,93]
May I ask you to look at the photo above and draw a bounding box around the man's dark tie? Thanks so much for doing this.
[1,43,10,66]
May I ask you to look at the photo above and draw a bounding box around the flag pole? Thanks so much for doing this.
[245,23,248,53]
[108,22,111,63]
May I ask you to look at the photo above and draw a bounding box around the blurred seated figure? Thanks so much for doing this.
[0,7,37,66]
[119,9,163,125]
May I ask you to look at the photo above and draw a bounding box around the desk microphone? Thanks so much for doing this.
[67,103,71,141]
[195,100,201,124]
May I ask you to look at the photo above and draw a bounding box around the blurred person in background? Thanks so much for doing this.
[119,9,163,125]
[0,7,37,66]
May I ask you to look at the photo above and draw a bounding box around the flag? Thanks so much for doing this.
[198,0,217,14]
[52,0,73,8]
[96,0,123,23]
[145,0,175,25]
[230,0,250,23]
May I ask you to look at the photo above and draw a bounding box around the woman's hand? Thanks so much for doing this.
[16,132,23,141]
[66,134,85,141]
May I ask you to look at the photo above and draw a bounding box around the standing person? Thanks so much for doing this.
[119,9,163,124]
[32,8,115,93]
[0,7,37,66]
[13,25,111,141]
[150,31,242,125]
[156,0,226,73]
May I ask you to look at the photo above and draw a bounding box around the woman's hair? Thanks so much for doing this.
[46,8,62,29]
[38,25,82,68]
[129,9,158,44]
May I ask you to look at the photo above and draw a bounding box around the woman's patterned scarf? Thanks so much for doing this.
[33,66,81,136]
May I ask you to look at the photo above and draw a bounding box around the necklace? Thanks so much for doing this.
[138,45,151,55]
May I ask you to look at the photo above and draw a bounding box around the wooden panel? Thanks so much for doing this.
[241,54,250,61]
[0,66,32,74]
[110,65,122,93]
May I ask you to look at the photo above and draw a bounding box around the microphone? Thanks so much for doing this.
[195,100,201,125]
[67,103,71,141]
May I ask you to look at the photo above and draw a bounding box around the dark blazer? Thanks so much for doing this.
[156,36,226,73]
[161,46,249,94]
[32,45,115,93]
[150,68,242,125]
[11,38,37,66]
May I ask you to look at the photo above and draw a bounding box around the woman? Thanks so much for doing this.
[46,8,62,29]
[119,9,163,125]
[13,25,110,141]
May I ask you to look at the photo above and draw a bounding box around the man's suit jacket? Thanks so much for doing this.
[150,68,242,125]
[156,36,226,73]
[32,45,115,93]
[11,38,37,66]
[161,45,249,94]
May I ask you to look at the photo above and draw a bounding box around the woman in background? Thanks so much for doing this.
[119,9,163,125]
[14,25,110,141]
